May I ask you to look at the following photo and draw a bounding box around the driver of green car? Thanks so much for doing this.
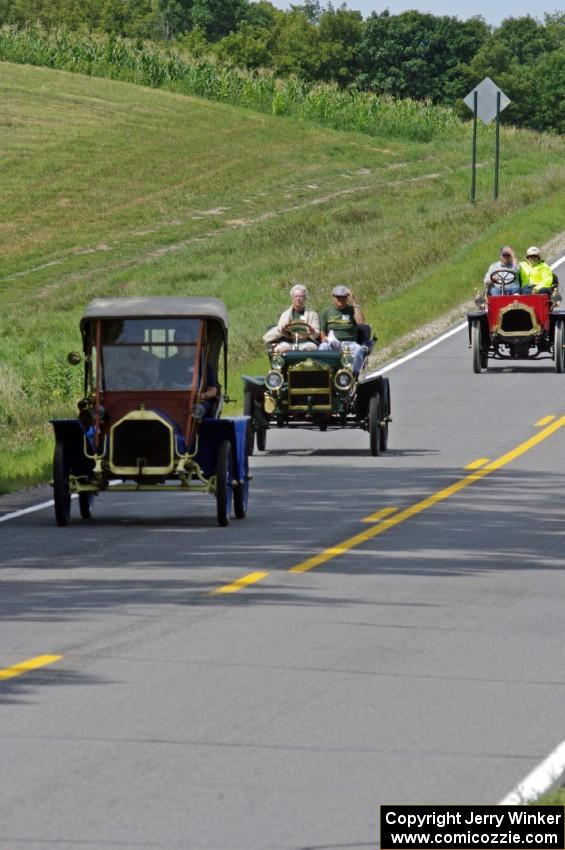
[263,283,320,352]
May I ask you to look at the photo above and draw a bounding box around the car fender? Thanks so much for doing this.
[549,309,565,338]
[356,374,391,418]
[195,417,249,481]
[241,375,266,397]
[467,311,489,344]
[50,418,95,477]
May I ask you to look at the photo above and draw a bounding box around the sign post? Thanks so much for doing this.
[463,78,510,202]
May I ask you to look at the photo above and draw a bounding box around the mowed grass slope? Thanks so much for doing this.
[1,61,564,491]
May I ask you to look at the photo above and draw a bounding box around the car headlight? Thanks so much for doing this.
[334,368,354,391]
[474,290,487,308]
[265,370,284,391]
[552,289,562,305]
[340,346,354,368]
[271,353,285,370]
[191,402,207,421]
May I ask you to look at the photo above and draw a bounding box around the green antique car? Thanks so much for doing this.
[242,324,391,456]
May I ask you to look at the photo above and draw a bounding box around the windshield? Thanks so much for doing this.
[99,319,201,390]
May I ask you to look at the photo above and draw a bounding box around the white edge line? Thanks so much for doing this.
[2,258,564,524]
[364,321,467,380]
[499,740,565,804]
[0,498,56,523]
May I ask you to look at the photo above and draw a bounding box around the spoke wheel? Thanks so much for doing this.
[378,381,389,453]
[243,390,255,456]
[216,440,233,527]
[369,393,382,457]
[53,443,71,527]
[471,321,486,373]
[233,476,249,519]
[555,320,565,373]
[79,492,93,519]
[256,428,267,452]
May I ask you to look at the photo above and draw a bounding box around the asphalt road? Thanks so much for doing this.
[1,254,565,850]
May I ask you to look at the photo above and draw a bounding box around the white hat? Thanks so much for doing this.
[526,246,542,257]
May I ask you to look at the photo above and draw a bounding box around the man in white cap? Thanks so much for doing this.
[519,247,553,294]
[318,285,366,373]
[263,283,320,352]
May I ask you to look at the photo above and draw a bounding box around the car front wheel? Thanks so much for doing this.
[79,492,93,519]
[216,440,233,527]
[554,320,565,373]
[243,390,255,455]
[471,321,486,373]
[53,442,71,526]
[256,427,267,452]
[369,394,384,457]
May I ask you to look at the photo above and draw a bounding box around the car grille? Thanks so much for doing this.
[498,306,539,336]
[110,415,174,475]
[288,365,332,410]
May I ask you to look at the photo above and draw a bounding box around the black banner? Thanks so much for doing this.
[380,805,565,850]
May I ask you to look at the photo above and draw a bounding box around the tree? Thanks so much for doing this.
[317,5,363,84]
[270,8,320,79]
[154,0,193,39]
[357,11,489,102]
[190,0,250,41]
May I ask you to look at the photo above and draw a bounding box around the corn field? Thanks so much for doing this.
[0,25,461,142]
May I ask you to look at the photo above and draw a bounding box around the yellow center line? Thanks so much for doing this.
[214,571,269,594]
[0,654,63,681]
[536,415,556,427]
[465,457,490,470]
[362,506,399,524]
[290,416,565,574]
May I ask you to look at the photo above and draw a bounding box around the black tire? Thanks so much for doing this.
[554,320,565,373]
[243,390,255,456]
[216,440,233,527]
[378,381,389,453]
[79,492,93,520]
[233,476,249,519]
[233,432,249,520]
[53,442,71,526]
[471,321,485,373]
[369,394,382,457]
[256,428,267,452]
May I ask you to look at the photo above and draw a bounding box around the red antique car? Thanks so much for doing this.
[467,269,565,372]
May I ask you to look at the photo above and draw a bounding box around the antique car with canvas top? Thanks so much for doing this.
[51,297,249,526]
[467,269,565,372]
[242,320,391,456]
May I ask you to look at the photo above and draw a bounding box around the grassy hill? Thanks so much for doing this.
[1,61,564,492]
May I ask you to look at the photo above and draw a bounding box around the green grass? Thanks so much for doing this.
[1,61,564,493]
[536,788,565,805]
[0,25,460,143]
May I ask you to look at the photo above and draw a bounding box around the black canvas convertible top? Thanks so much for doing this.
[81,297,228,331]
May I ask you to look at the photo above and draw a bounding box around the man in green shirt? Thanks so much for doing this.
[319,285,366,373]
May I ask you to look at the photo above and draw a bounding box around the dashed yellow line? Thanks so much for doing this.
[214,571,269,594]
[465,457,490,470]
[362,506,399,524]
[211,415,565,591]
[0,654,63,681]
[536,415,556,427]
[290,415,565,575]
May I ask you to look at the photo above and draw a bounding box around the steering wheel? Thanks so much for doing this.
[490,269,517,286]
[283,320,313,341]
